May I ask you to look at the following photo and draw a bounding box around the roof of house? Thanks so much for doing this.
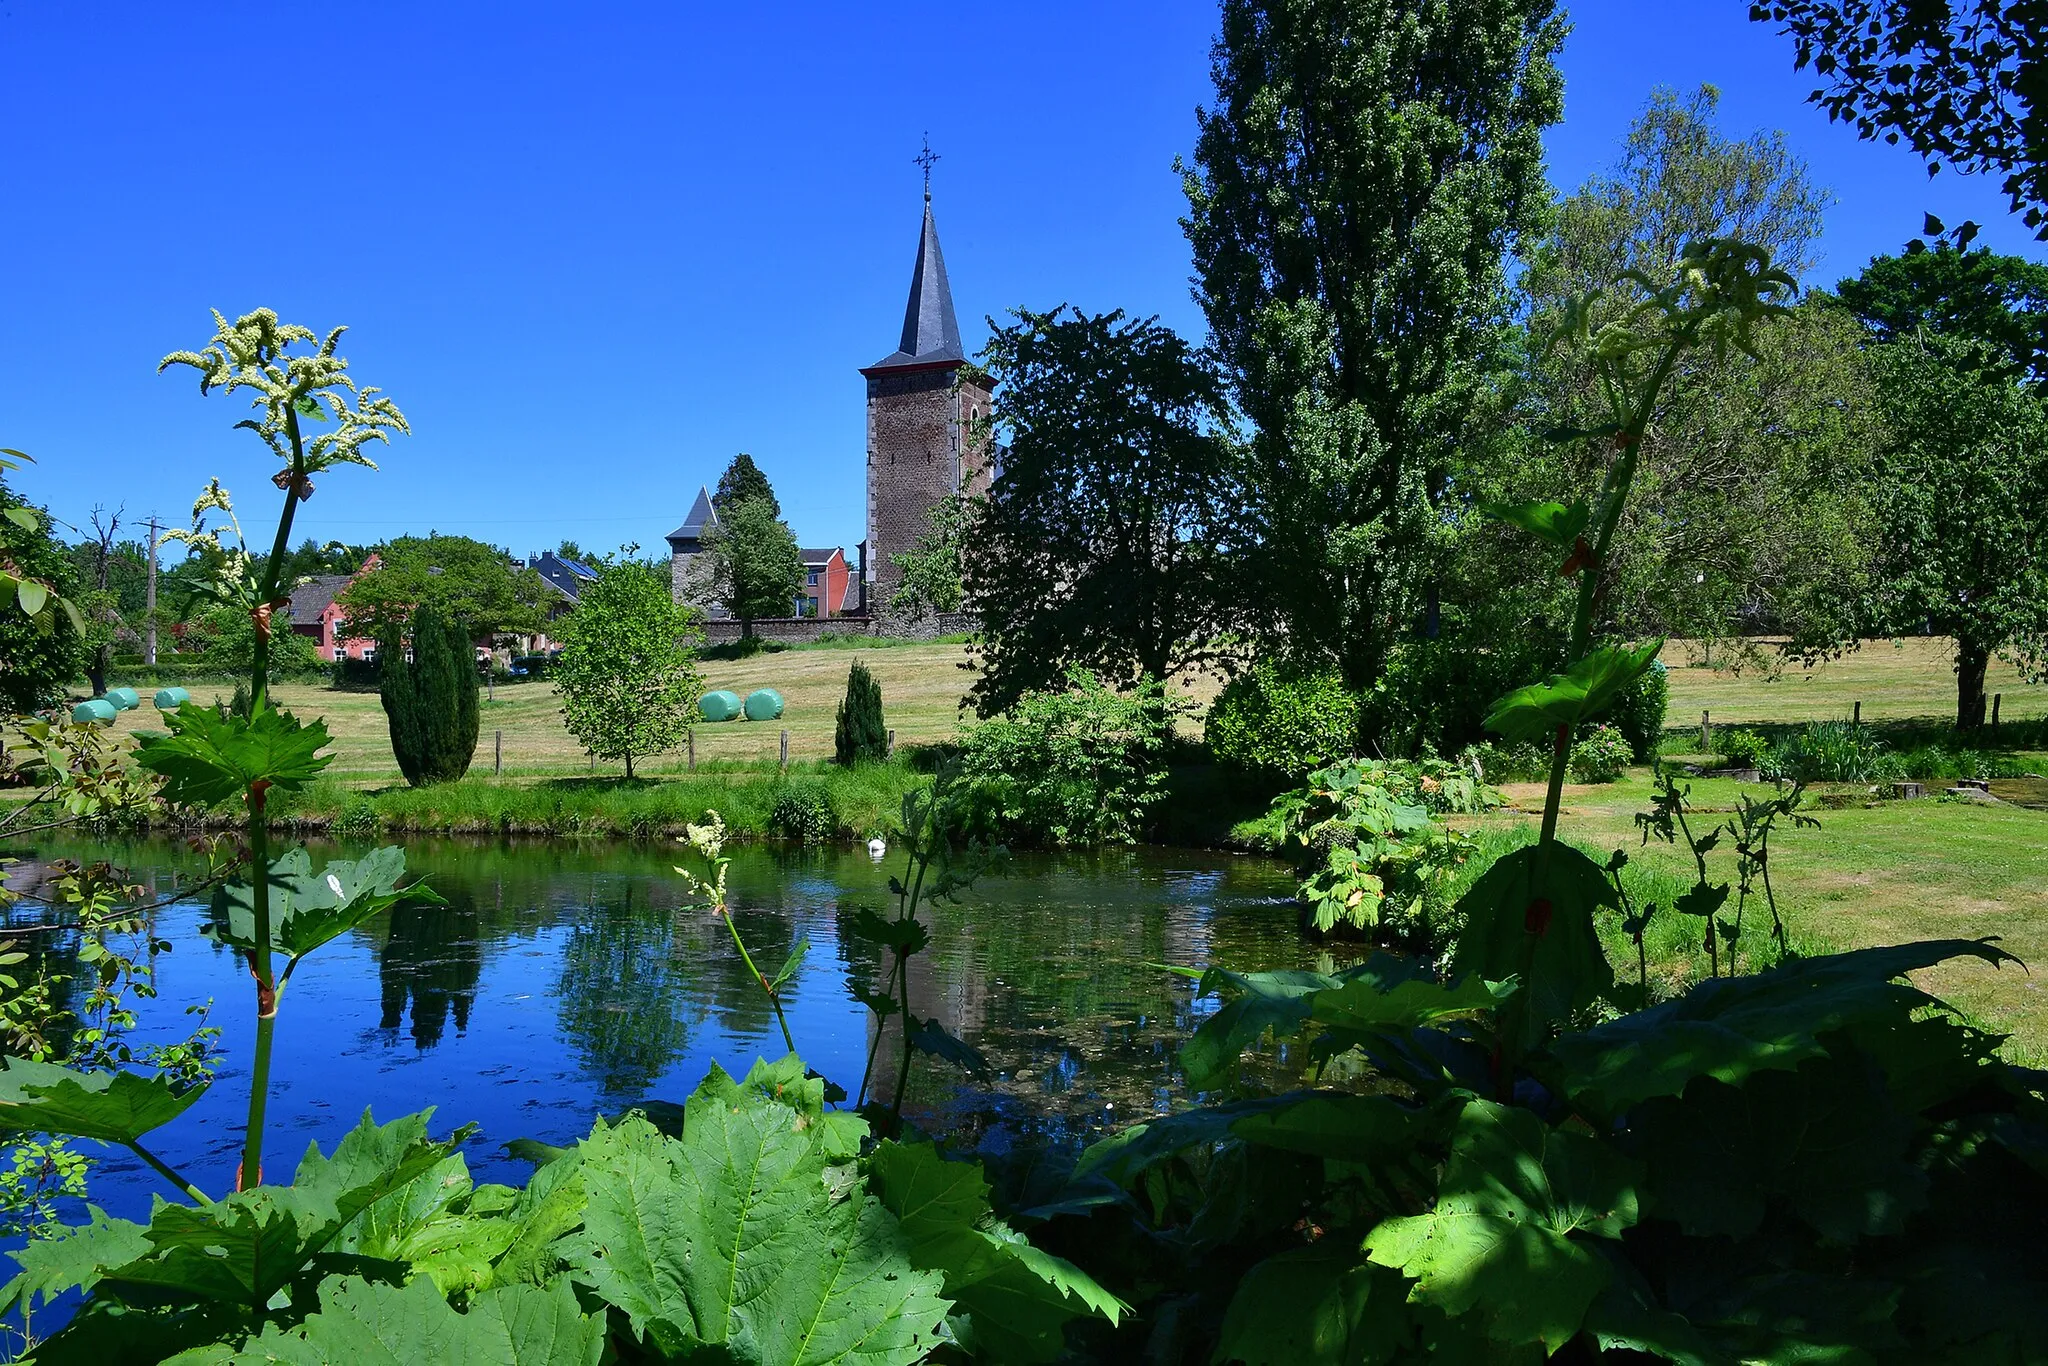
[665,486,719,549]
[528,551,598,602]
[864,198,965,373]
[800,547,844,566]
[287,574,352,624]
[840,576,862,614]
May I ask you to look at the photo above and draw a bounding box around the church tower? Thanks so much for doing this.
[860,185,992,617]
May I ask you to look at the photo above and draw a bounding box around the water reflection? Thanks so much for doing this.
[14,834,1310,1221]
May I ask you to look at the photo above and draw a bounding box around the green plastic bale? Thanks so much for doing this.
[71,699,117,724]
[104,686,141,711]
[743,688,785,722]
[153,686,191,710]
[699,689,744,722]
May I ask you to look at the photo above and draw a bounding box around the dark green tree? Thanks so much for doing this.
[965,307,1240,715]
[1181,0,1565,693]
[706,497,802,638]
[834,659,888,765]
[1751,0,2044,236]
[337,534,550,644]
[712,452,780,520]
[1837,244,2048,382]
[0,477,86,710]
[379,602,480,786]
[1866,333,2048,728]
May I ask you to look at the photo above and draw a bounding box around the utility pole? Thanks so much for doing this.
[145,514,160,665]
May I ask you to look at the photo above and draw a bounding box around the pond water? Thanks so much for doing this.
[8,835,1312,1221]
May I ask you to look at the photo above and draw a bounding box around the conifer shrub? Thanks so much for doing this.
[834,659,888,765]
[1204,662,1359,779]
[379,603,479,787]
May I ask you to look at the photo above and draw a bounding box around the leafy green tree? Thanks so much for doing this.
[1518,86,1877,659]
[887,492,968,618]
[378,602,480,786]
[336,534,549,643]
[712,452,780,519]
[706,497,802,639]
[966,307,1240,715]
[1181,0,1565,692]
[1751,0,2044,236]
[187,602,322,677]
[834,659,888,765]
[554,558,704,778]
[1865,333,2048,729]
[1837,243,2048,381]
[0,476,86,709]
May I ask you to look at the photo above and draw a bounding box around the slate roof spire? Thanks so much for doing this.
[866,193,965,372]
[664,486,719,551]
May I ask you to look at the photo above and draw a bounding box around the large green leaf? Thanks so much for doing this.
[208,846,444,969]
[177,1274,605,1365]
[0,1057,208,1145]
[1215,1242,1415,1365]
[0,1206,152,1317]
[1078,1091,1428,1190]
[16,1110,466,1322]
[1177,954,1492,1091]
[132,703,333,808]
[564,1085,951,1365]
[1551,939,2022,1116]
[1476,499,1591,549]
[1365,1101,1639,1353]
[1449,844,1615,1047]
[1628,1054,1927,1242]
[1484,640,1663,744]
[695,1053,868,1162]
[869,1141,1122,1363]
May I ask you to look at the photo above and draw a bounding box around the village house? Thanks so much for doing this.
[286,553,382,661]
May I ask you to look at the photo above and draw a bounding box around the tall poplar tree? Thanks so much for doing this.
[1181,0,1565,691]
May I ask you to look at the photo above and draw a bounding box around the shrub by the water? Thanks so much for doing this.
[834,659,888,765]
[1203,662,1358,778]
[1780,718,1891,783]
[1714,727,1774,770]
[769,779,838,843]
[1570,722,1633,783]
[1611,655,1668,760]
[959,667,1169,846]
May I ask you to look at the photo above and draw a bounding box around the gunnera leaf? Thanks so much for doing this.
[1215,1242,1415,1365]
[1364,1101,1639,1353]
[0,1057,208,1145]
[132,703,333,808]
[1449,843,1616,1048]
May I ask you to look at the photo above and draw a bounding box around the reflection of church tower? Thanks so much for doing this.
[860,180,993,614]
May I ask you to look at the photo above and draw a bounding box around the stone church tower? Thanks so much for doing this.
[860,190,993,616]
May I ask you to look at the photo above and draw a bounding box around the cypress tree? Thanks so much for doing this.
[380,602,480,786]
[834,659,888,765]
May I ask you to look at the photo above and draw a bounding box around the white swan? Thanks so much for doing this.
[867,836,887,860]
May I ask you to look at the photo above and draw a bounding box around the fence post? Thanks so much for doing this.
[887,728,895,759]
[779,729,789,770]
[1993,693,2002,732]
[494,729,502,777]
[1853,699,1861,726]
[688,730,696,772]
[1701,710,1710,755]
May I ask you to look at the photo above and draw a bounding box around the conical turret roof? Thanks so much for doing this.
[866,197,965,372]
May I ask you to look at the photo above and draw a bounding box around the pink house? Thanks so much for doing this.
[287,553,382,661]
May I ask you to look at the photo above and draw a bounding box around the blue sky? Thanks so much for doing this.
[2,1,2038,560]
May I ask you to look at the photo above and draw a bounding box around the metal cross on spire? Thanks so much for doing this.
[914,135,940,201]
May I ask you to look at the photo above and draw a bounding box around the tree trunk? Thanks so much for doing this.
[1956,638,1991,732]
[87,655,107,697]
[624,752,635,780]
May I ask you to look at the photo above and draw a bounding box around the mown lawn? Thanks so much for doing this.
[1478,771,2048,1061]
[1660,635,2048,731]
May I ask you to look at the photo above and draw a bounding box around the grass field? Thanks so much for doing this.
[1659,635,2048,730]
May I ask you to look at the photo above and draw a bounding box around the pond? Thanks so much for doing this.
[8,835,1313,1221]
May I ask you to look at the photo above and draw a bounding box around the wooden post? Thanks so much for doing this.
[1853,699,1861,726]
[779,729,789,770]
[494,729,502,776]
[1993,693,2002,732]
[1701,710,1710,755]
[887,728,896,759]
[688,730,696,772]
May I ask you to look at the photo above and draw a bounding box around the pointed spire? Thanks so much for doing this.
[866,197,965,372]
